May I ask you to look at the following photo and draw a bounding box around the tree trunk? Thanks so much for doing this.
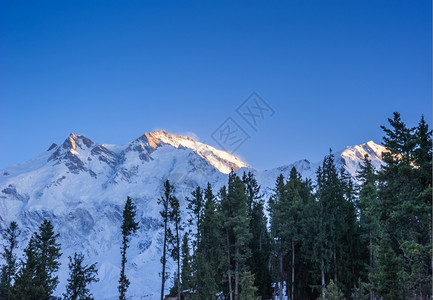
[291,238,295,300]
[279,252,283,300]
[226,230,233,300]
[321,259,325,299]
[235,246,239,300]
[161,218,168,300]
[333,237,337,282]
[369,231,374,300]
[177,222,181,300]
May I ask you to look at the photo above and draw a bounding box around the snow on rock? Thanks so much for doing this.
[0,131,385,299]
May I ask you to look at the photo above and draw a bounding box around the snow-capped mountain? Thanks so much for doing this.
[0,131,386,299]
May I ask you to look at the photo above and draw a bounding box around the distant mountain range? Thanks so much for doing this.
[0,130,386,299]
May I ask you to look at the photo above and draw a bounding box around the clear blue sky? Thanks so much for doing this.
[0,0,431,170]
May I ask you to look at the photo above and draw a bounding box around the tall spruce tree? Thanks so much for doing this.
[186,187,204,252]
[13,220,61,300]
[225,173,252,300]
[13,236,44,299]
[249,201,272,299]
[118,196,139,300]
[158,180,175,300]
[268,174,286,300]
[180,232,192,291]
[314,151,359,298]
[35,220,62,299]
[194,183,223,299]
[375,113,432,298]
[243,171,271,299]
[0,221,20,299]
[356,155,379,300]
[168,193,181,300]
[63,252,98,300]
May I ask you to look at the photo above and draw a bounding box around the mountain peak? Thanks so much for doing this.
[140,130,249,173]
[62,133,94,152]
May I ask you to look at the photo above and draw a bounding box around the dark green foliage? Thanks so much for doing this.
[180,232,192,291]
[239,271,258,300]
[63,253,98,300]
[221,172,252,300]
[154,111,430,300]
[321,279,345,300]
[249,201,272,299]
[351,279,369,300]
[34,220,62,298]
[186,187,204,251]
[194,183,223,299]
[13,236,45,300]
[168,192,181,300]
[0,221,20,299]
[13,220,61,300]
[118,196,139,300]
[158,180,175,300]
[371,112,432,299]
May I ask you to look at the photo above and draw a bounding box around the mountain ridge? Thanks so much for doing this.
[0,130,387,299]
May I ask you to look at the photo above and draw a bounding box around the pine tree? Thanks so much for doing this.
[223,173,251,300]
[370,232,407,299]
[35,220,62,299]
[168,193,181,300]
[321,279,345,300]
[194,183,223,299]
[186,186,204,252]
[158,180,175,300]
[375,113,432,298]
[268,174,286,300]
[243,171,271,299]
[0,221,20,299]
[239,271,258,300]
[13,236,45,300]
[63,252,98,300]
[180,232,192,291]
[249,201,272,299]
[118,196,139,300]
[313,151,360,298]
[13,220,61,300]
[356,155,379,300]
[242,171,262,215]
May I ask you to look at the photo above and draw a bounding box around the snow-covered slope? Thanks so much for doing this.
[0,132,386,299]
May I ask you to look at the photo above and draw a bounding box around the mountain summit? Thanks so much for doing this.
[0,131,386,299]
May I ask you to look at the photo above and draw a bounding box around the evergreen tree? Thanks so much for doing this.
[14,220,61,300]
[194,183,223,299]
[168,193,181,300]
[35,220,62,299]
[243,171,271,299]
[180,232,192,291]
[375,113,432,298]
[314,151,360,298]
[186,186,204,252]
[0,221,20,299]
[239,271,258,300]
[249,201,272,299]
[242,171,262,215]
[321,279,345,300]
[118,196,139,300]
[13,236,45,300]
[356,155,379,300]
[226,173,251,300]
[63,252,98,300]
[158,180,175,300]
[369,232,407,299]
[268,174,286,300]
